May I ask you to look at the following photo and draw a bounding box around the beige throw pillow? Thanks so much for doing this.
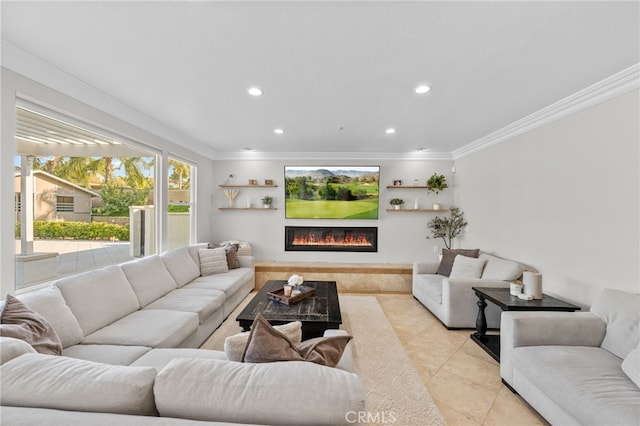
[198,248,229,276]
[242,315,351,367]
[0,295,62,356]
[224,321,302,362]
[436,248,480,277]
[449,255,487,279]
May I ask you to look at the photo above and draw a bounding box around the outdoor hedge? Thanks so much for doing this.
[15,221,129,241]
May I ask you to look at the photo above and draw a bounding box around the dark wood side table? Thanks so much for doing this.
[471,287,580,362]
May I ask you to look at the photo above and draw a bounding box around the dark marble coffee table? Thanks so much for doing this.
[236,280,342,340]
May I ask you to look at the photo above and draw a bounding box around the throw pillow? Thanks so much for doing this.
[224,321,302,362]
[436,248,480,277]
[198,248,229,276]
[622,343,640,387]
[449,255,487,279]
[242,314,351,367]
[0,294,62,356]
[210,243,241,269]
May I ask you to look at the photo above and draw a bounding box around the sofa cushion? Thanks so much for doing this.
[82,309,199,348]
[622,343,640,387]
[131,348,227,372]
[198,248,229,276]
[437,248,480,276]
[160,246,201,288]
[0,353,157,416]
[186,243,209,268]
[154,357,366,425]
[0,336,36,364]
[63,344,151,366]
[0,406,238,426]
[0,295,62,356]
[479,253,525,281]
[17,286,84,348]
[449,255,487,279]
[224,321,302,362]
[513,345,640,426]
[184,267,252,296]
[55,265,140,336]
[143,288,226,323]
[120,256,178,307]
[242,315,351,367]
[590,289,640,359]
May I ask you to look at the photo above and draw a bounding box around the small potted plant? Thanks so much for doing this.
[390,198,404,210]
[261,195,273,208]
[426,173,448,209]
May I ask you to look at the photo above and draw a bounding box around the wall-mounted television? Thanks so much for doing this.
[284,166,380,219]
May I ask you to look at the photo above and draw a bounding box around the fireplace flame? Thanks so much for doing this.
[291,230,373,247]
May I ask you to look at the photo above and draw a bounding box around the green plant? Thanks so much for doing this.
[426,173,448,195]
[261,195,273,205]
[389,198,404,205]
[18,221,130,241]
[426,206,468,250]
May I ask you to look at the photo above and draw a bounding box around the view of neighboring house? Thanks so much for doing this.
[14,170,99,223]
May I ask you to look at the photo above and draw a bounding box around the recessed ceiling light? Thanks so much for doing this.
[385,128,396,134]
[415,85,431,94]
[243,147,253,151]
[274,128,284,135]
[416,147,426,152]
[247,87,263,96]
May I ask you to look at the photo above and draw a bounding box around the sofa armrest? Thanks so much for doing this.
[323,329,355,373]
[413,261,440,275]
[238,255,255,269]
[500,311,606,385]
[441,278,509,328]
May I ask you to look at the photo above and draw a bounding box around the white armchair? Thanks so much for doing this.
[412,253,527,328]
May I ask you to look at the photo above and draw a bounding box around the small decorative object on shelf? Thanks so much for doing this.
[261,195,273,208]
[393,179,402,186]
[246,197,251,208]
[389,198,404,210]
[426,173,448,209]
[249,179,258,186]
[265,179,274,186]
[414,198,419,210]
[226,174,235,185]
[223,189,239,208]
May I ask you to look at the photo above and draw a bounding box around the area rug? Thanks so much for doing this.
[201,294,445,426]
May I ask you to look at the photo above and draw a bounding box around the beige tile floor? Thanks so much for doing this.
[375,294,549,426]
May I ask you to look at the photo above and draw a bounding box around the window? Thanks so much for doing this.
[56,196,74,212]
[167,157,194,249]
[15,104,157,290]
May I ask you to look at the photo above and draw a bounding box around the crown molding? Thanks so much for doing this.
[210,151,454,162]
[452,63,640,160]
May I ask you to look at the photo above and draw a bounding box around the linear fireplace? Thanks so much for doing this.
[285,226,378,252]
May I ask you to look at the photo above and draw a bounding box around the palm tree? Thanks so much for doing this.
[169,160,190,189]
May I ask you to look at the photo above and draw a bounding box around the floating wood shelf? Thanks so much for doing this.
[386,185,429,189]
[386,209,449,213]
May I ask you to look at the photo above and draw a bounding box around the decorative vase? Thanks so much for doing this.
[394,205,400,210]
[433,203,441,210]
[228,199,234,208]
[263,204,270,209]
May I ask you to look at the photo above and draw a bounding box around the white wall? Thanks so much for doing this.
[454,89,640,307]
[209,159,454,263]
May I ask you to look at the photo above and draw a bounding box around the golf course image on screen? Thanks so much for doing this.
[284,166,380,219]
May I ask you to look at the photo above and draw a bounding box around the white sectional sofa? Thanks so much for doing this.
[413,252,527,328]
[1,243,366,425]
[500,289,640,425]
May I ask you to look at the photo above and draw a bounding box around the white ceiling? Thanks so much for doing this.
[2,1,639,158]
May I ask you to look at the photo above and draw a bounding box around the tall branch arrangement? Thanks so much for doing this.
[426,206,468,250]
